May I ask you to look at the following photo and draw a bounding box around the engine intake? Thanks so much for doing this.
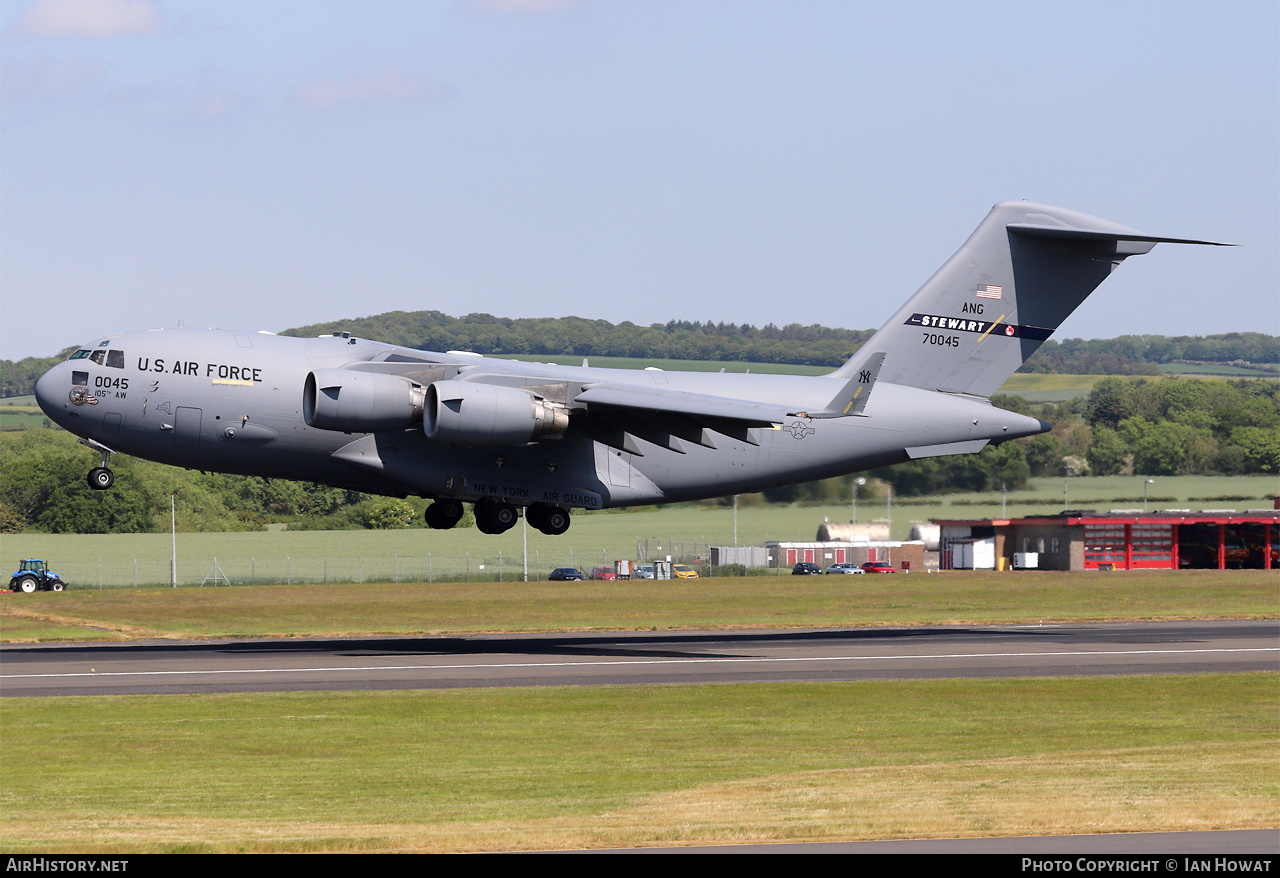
[424,380,569,446]
[304,369,425,432]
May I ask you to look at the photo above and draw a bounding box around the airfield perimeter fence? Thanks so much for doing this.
[39,539,753,589]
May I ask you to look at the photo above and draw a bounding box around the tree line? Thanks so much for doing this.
[1017,333,1279,376]
[283,312,876,368]
[2,318,1275,398]
[280,313,1277,375]
[0,429,456,535]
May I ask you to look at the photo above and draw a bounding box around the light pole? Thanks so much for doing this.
[1144,479,1154,513]
[852,477,866,525]
[170,493,178,588]
[886,484,892,539]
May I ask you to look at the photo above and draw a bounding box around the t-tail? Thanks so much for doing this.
[828,201,1230,400]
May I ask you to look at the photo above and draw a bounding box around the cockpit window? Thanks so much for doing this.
[78,349,124,367]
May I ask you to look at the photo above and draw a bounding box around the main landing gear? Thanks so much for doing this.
[424,498,465,530]
[474,497,519,534]
[424,498,572,535]
[525,502,571,536]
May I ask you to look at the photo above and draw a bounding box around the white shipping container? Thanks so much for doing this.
[946,538,994,569]
[972,538,996,569]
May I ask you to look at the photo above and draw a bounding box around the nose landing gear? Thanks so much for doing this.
[88,466,115,490]
[80,439,116,491]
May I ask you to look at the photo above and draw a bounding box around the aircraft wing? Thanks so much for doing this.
[573,383,791,425]
[339,353,816,455]
[571,382,803,455]
[348,354,803,424]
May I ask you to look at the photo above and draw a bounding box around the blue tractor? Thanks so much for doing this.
[9,559,67,593]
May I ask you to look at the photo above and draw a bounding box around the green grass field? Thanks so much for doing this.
[1159,363,1280,377]
[996,372,1105,401]
[5,474,1275,590]
[1000,370,1276,401]
[2,556,1276,851]
[2,674,1275,852]
[0,397,48,431]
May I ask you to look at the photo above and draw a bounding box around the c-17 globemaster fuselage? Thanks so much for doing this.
[34,202,1226,535]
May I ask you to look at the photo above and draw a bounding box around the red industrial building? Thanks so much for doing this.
[936,510,1278,571]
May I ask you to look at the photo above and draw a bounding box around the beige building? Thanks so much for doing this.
[766,541,929,572]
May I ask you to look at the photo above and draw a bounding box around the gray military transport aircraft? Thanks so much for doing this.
[35,202,1225,536]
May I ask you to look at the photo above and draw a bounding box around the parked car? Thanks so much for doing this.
[589,566,617,581]
[791,562,823,575]
[672,564,699,579]
[548,567,584,581]
[861,561,897,573]
[633,564,655,580]
[825,562,865,575]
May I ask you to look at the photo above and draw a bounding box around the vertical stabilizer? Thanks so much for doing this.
[831,202,1228,398]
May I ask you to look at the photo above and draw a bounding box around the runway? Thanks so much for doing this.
[3,620,1276,697]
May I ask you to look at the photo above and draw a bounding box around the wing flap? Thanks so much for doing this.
[573,384,788,426]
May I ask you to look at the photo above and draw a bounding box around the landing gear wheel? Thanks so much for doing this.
[541,506,571,536]
[475,498,518,534]
[528,503,571,535]
[17,576,37,594]
[88,467,115,490]
[424,499,465,530]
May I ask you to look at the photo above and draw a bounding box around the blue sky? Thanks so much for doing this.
[2,0,1277,361]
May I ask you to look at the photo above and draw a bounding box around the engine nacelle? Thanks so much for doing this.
[424,380,569,446]
[303,369,425,432]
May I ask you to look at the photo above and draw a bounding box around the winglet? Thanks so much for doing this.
[791,351,886,419]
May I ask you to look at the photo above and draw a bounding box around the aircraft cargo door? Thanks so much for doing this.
[174,406,202,449]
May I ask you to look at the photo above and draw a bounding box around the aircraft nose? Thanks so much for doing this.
[34,365,63,419]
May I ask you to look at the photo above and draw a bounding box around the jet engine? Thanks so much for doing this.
[303,369,426,432]
[424,380,569,446]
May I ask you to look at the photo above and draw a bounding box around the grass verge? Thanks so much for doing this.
[1,569,1276,641]
[1,674,1274,852]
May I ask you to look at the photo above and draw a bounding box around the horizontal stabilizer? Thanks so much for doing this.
[905,439,989,459]
[1007,224,1234,248]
